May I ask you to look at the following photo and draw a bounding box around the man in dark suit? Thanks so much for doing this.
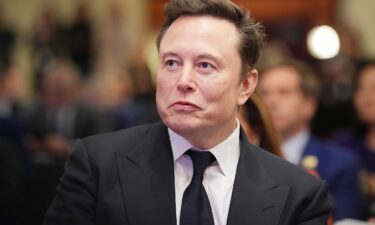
[258,58,364,220]
[43,0,331,224]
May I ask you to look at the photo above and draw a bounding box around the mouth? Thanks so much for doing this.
[170,101,200,112]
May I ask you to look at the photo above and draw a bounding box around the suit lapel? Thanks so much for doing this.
[115,123,177,225]
[302,136,319,158]
[227,131,290,225]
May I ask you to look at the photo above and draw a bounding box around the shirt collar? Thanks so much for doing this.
[281,128,310,164]
[168,121,240,181]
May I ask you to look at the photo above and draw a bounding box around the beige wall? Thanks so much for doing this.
[338,0,375,58]
[1,0,147,35]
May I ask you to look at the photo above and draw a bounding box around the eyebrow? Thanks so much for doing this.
[159,51,181,62]
[160,51,224,68]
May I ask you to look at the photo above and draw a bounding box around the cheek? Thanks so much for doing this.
[156,77,170,106]
[205,86,237,108]
[354,95,366,112]
[156,75,174,95]
[287,97,304,112]
[272,100,298,122]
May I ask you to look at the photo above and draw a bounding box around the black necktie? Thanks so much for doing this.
[180,150,216,225]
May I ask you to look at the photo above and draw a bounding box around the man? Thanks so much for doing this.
[24,60,106,160]
[258,58,364,220]
[43,1,331,225]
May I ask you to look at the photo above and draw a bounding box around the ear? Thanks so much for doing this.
[238,69,258,105]
[302,96,317,121]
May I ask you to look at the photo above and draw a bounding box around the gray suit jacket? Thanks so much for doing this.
[43,122,331,225]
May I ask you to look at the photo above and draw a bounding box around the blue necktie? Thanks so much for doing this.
[180,150,216,225]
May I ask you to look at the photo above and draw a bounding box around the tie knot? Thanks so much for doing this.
[186,150,216,176]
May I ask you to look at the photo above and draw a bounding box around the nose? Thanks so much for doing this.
[177,66,196,93]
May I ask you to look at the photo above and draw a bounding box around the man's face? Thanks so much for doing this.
[258,66,315,139]
[156,15,257,148]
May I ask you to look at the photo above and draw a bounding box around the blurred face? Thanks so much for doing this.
[43,68,78,108]
[258,66,315,139]
[354,65,375,125]
[156,15,257,148]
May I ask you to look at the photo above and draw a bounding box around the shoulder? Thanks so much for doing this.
[249,145,332,219]
[320,139,359,166]
[308,136,359,165]
[251,145,323,188]
[304,137,362,183]
[77,122,166,157]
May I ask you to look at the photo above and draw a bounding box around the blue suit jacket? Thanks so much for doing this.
[302,136,364,220]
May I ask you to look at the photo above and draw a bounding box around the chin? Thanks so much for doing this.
[168,120,195,133]
[163,117,199,135]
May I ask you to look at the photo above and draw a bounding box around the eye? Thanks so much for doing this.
[167,60,175,66]
[164,59,180,71]
[197,61,215,73]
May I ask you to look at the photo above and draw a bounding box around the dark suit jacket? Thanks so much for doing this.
[302,136,364,220]
[43,122,331,225]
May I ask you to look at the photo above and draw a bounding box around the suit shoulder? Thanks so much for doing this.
[314,139,360,169]
[310,137,356,159]
[252,146,323,188]
[79,122,163,156]
[325,142,358,162]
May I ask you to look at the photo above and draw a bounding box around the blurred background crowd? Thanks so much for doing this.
[0,0,375,224]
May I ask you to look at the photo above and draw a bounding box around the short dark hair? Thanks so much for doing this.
[353,60,375,92]
[156,0,266,78]
[259,58,320,99]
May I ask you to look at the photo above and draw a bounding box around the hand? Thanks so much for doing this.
[43,134,71,157]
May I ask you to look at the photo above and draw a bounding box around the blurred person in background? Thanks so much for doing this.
[23,59,105,163]
[31,7,67,92]
[86,61,159,131]
[67,4,93,78]
[239,92,334,225]
[0,7,15,67]
[21,60,108,224]
[0,61,30,176]
[333,61,375,222]
[258,58,365,221]
[0,63,25,118]
[112,63,160,130]
[0,62,29,225]
[312,24,362,139]
[238,92,283,157]
[81,65,135,132]
[86,65,134,113]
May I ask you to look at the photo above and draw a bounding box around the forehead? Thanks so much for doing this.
[260,66,301,88]
[359,66,375,82]
[159,15,241,55]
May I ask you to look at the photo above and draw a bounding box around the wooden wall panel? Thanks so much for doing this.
[149,0,337,29]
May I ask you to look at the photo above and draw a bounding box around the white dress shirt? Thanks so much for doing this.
[281,128,310,164]
[169,123,240,225]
